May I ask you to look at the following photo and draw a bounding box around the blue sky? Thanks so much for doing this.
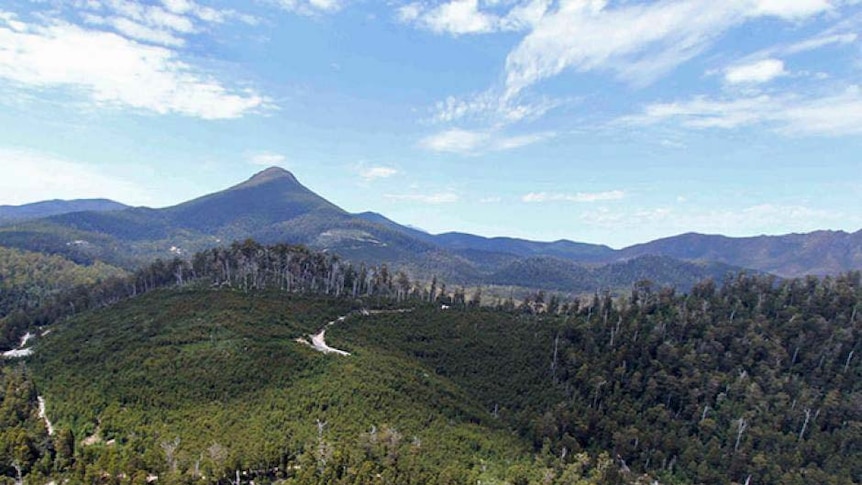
[0,0,861,248]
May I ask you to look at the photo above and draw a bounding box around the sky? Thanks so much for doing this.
[1,0,861,248]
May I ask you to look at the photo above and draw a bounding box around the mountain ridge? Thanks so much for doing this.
[0,198,129,224]
[0,167,858,289]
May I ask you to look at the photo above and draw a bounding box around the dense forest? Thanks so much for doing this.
[0,247,127,349]
[0,240,417,351]
[342,273,862,483]
[1,240,860,484]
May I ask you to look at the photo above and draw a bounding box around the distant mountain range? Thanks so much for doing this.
[0,199,128,223]
[0,167,859,292]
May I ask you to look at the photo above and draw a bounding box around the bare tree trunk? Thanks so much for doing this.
[799,408,811,442]
[735,418,748,452]
[161,437,181,474]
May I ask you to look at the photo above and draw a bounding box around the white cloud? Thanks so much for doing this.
[73,0,228,47]
[420,128,489,153]
[247,152,287,166]
[358,165,398,181]
[578,203,853,238]
[0,14,267,119]
[432,89,562,125]
[494,132,554,150]
[522,190,626,203]
[0,148,150,205]
[413,0,848,139]
[628,86,862,135]
[749,0,834,19]
[783,32,858,55]
[414,0,500,35]
[385,192,459,204]
[399,0,551,35]
[398,3,423,22]
[277,0,345,15]
[82,14,186,46]
[419,128,553,154]
[503,0,834,98]
[162,0,195,15]
[724,58,787,84]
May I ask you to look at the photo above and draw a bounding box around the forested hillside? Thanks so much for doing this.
[3,290,626,485]
[0,247,126,348]
[341,273,862,484]
[1,240,860,484]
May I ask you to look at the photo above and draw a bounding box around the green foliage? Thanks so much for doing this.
[338,272,862,483]
[0,246,127,349]
[22,290,553,484]
[0,366,52,482]
[4,236,860,484]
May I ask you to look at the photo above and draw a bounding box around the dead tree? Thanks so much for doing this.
[734,418,748,452]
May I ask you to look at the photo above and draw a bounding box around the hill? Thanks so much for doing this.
[0,246,127,348]
[11,289,620,484]
[3,257,860,484]
[0,199,128,224]
[485,255,744,293]
[619,230,862,278]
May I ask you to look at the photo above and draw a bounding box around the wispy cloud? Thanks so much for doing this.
[276,0,346,15]
[578,203,856,238]
[724,58,787,84]
[626,86,862,136]
[420,128,486,153]
[0,147,150,205]
[419,128,554,154]
[75,0,251,48]
[503,0,833,98]
[409,1,841,148]
[247,151,287,166]
[398,0,550,36]
[0,6,266,119]
[782,32,858,55]
[522,190,626,203]
[431,89,563,125]
[358,165,398,181]
[384,192,459,204]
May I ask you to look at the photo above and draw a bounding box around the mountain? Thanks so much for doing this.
[0,198,128,224]
[619,230,862,277]
[433,232,615,271]
[0,168,474,280]
[0,167,858,292]
[163,166,347,234]
[486,254,744,293]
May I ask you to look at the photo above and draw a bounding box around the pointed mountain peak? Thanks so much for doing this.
[240,166,299,188]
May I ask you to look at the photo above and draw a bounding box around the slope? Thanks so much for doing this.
[22,289,603,484]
